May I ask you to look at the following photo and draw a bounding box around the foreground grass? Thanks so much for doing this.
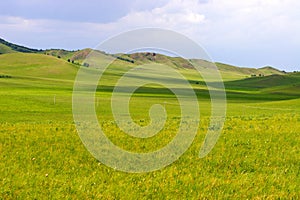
[1,113,299,199]
[1,56,300,198]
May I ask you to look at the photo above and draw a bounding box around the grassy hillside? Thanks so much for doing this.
[0,43,16,54]
[44,49,75,59]
[225,73,300,89]
[0,37,288,81]
[44,48,93,63]
[0,47,299,199]
[0,53,79,80]
[214,62,285,77]
[258,66,285,75]
[1,52,299,100]
[0,38,299,199]
[0,38,42,54]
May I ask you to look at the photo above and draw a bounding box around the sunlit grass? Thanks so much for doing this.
[0,55,300,198]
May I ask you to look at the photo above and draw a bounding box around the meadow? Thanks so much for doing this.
[0,53,299,199]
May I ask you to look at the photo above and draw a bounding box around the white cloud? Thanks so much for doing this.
[3,0,299,47]
[111,0,206,31]
[101,0,300,48]
[200,0,300,45]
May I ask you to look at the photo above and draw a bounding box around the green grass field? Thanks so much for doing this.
[0,53,299,199]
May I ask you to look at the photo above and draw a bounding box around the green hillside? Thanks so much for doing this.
[225,73,300,89]
[0,37,288,81]
[0,51,298,92]
[0,53,78,80]
[222,73,300,101]
[258,66,286,75]
[44,48,93,63]
[0,38,42,54]
[0,39,300,199]
[0,43,17,54]
[214,62,285,77]
[44,49,75,59]
[0,38,298,99]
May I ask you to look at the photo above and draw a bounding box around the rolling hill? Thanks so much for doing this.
[0,37,299,200]
[0,37,299,99]
[0,38,42,54]
[0,53,78,80]
[0,37,287,77]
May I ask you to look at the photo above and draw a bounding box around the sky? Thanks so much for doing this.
[0,0,299,71]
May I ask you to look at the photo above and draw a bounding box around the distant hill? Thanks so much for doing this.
[224,72,300,98]
[0,38,42,54]
[225,73,300,89]
[214,62,285,76]
[44,48,93,62]
[0,52,78,80]
[258,66,286,75]
[43,48,116,66]
[120,53,286,78]
[0,37,288,78]
[124,52,194,68]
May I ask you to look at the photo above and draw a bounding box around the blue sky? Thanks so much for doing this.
[0,0,299,71]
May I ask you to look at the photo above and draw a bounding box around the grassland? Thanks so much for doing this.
[0,52,299,199]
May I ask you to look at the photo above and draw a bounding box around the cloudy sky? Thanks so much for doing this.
[0,0,299,71]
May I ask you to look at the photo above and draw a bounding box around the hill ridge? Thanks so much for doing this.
[0,37,287,76]
[0,38,42,54]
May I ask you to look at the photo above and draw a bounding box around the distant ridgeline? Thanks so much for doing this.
[0,38,42,54]
[0,37,293,76]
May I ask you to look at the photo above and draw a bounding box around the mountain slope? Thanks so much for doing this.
[214,62,285,76]
[0,37,289,80]
[0,43,17,54]
[224,73,300,91]
[0,38,42,54]
[0,53,78,80]
[258,66,285,75]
